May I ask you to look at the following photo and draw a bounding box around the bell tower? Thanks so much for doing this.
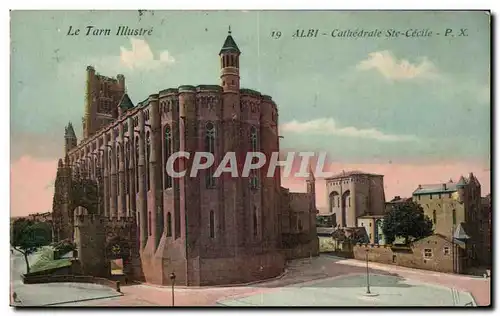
[219,26,241,93]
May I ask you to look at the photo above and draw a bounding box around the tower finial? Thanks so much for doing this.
[228,25,231,35]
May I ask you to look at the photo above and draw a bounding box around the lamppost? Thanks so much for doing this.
[365,249,371,294]
[169,272,176,306]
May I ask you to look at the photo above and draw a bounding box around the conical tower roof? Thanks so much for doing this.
[65,122,76,138]
[118,93,134,110]
[457,175,467,187]
[219,27,240,55]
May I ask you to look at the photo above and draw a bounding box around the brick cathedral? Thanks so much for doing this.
[52,30,319,286]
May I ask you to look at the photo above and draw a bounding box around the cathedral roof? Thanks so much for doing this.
[118,94,134,110]
[219,29,240,54]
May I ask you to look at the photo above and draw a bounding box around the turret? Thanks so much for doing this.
[117,93,134,117]
[306,164,316,211]
[64,122,78,153]
[456,175,467,203]
[117,74,125,92]
[219,26,241,93]
[83,66,95,139]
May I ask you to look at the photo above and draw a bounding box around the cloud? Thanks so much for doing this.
[280,118,418,142]
[356,50,438,81]
[120,38,175,70]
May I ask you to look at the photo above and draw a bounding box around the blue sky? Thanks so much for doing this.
[10,10,491,215]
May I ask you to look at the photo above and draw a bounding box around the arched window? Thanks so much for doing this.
[125,142,130,195]
[452,209,456,226]
[166,212,172,237]
[146,131,151,191]
[135,136,139,193]
[209,210,215,238]
[164,125,172,189]
[298,219,303,231]
[253,207,258,237]
[94,157,98,179]
[116,143,121,173]
[433,210,437,225]
[250,126,259,189]
[205,122,216,188]
[108,150,112,173]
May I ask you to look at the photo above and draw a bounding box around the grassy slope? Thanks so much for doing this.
[30,247,71,273]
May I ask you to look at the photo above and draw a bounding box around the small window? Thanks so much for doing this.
[424,248,433,258]
[438,194,442,199]
[430,194,433,200]
[166,212,172,237]
[444,247,450,255]
[369,222,372,227]
[448,193,452,198]
[418,195,421,200]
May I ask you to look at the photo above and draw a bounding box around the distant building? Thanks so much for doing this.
[412,173,488,268]
[325,171,386,228]
[354,234,467,274]
[480,194,491,266]
[357,214,385,245]
[385,196,412,212]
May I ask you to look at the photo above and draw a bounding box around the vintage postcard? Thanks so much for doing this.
[10,10,491,307]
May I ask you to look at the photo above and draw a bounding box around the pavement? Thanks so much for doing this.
[10,250,122,307]
[53,255,491,307]
[217,274,475,306]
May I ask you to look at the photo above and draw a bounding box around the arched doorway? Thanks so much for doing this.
[106,236,131,281]
[329,191,340,226]
[341,190,350,227]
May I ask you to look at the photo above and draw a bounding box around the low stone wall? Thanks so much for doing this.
[21,274,121,292]
[353,243,455,274]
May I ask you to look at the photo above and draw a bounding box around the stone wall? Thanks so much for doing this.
[198,252,285,286]
[21,274,121,292]
[353,234,465,274]
[284,238,319,260]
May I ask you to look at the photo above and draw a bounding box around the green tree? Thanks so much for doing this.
[382,201,433,244]
[10,218,52,274]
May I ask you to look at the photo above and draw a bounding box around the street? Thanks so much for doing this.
[53,255,491,307]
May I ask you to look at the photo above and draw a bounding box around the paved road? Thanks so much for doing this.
[57,255,490,307]
[10,250,121,306]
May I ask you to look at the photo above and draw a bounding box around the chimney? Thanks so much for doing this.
[418,185,422,189]
[443,183,447,190]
